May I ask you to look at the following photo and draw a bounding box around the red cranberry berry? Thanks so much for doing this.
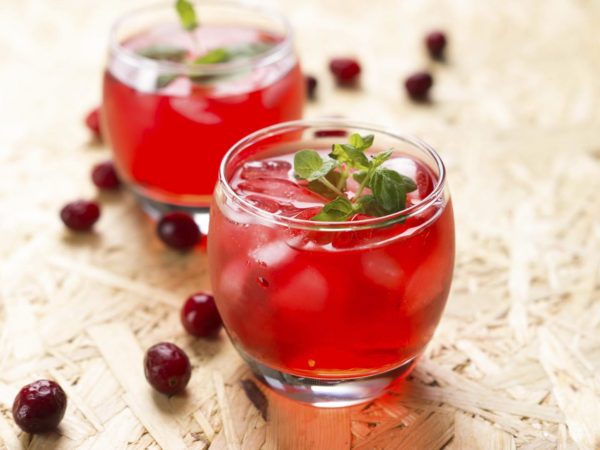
[12,380,67,434]
[305,75,318,100]
[144,342,191,395]
[156,212,201,250]
[91,161,120,190]
[329,58,361,85]
[181,292,222,337]
[404,72,433,102]
[85,108,102,140]
[425,30,447,60]
[60,200,100,231]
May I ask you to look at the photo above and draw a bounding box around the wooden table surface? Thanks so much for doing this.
[1,0,600,448]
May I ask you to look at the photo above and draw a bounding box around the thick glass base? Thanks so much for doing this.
[241,350,419,407]
[130,185,211,234]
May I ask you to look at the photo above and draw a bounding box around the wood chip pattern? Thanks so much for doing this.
[1,0,600,448]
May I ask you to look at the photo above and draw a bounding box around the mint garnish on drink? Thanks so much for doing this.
[293,134,417,221]
[134,0,275,88]
[137,46,188,62]
[175,0,199,32]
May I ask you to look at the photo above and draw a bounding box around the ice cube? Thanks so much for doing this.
[361,251,405,290]
[161,76,194,97]
[404,252,451,314]
[219,194,257,225]
[382,156,418,180]
[240,160,292,180]
[235,178,325,205]
[250,240,294,268]
[219,258,250,305]
[272,267,329,312]
[244,194,284,213]
[241,194,316,221]
[170,96,222,124]
[282,207,337,249]
[107,57,162,94]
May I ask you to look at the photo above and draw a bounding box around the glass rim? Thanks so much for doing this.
[108,0,295,76]
[218,119,448,231]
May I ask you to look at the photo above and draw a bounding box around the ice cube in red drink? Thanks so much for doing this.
[241,160,292,180]
[235,178,326,206]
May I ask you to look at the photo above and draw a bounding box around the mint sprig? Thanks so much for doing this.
[293,134,417,222]
[175,0,202,57]
[311,197,354,221]
[193,48,230,64]
[134,1,276,89]
[293,150,343,197]
[294,150,337,181]
[137,46,188,62]
[371,169,415,213]
[175,0,198,32]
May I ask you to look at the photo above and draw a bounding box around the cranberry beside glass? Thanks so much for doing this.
[12,380,67,434]
[156,212,202,250]
[181,292,222,337]
[60,200,101,231]
[144,342,191,395]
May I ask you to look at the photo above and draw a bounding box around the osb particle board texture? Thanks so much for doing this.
[1,0,600,449]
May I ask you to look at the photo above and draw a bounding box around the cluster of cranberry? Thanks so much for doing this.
[11,116,223,435]
[144,292,222,395]
[11,292,221,434]
[305,30,447,102]
[62,112,203,251]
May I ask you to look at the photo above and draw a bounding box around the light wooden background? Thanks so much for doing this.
[1,0,600,448]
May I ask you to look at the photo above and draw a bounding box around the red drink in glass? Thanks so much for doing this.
[208,121,455,406]
[102,2,304,215]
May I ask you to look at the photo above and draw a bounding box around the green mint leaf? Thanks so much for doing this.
[348,133,374,151]
[401,174,417,193]
[156,74,179,89]
[137,45,188,62]
[330,144,369,169]
[356,194,387,217]
[371,168,408,213]
[362,134,375,149]
[294,150,336,181]
[193,43,274,66]
[352,170,368,184]
[175,0,198,31]
[311,197,354,222]
[193,48,231,64]
[190,43,276,85]
[349,133,364,149]
[371,150,393,168]
[308,170,346,199]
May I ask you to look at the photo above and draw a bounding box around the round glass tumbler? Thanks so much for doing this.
[208,120,455,407]
[102,1,304,218]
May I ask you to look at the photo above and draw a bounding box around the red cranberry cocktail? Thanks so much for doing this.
[208,120,455,406]
[102,1,304,216]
